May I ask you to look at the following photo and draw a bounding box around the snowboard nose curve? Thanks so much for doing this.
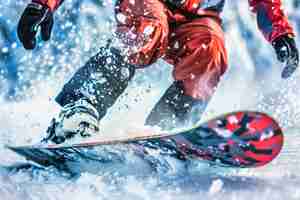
[235,111,284,167]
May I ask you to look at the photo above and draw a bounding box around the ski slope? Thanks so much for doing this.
[0,1,300,199]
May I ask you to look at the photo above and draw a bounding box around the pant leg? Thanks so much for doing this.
[166,16,228,101]
[55,47,135,119]
[145,81,207,130]
[145,16,228,129]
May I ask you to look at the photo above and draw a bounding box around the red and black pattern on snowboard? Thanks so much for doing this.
[159,111,284,167]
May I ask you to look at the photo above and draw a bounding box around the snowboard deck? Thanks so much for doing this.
[7,111,284,172]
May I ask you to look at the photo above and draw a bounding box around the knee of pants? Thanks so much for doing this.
[172,35,228,101]
[115,0,169,66]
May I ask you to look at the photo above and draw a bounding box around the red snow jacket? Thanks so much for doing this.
[32,0,294,42]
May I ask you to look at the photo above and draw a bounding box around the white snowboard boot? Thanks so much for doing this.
[44,98,100,144]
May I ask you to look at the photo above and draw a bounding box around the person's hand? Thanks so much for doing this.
[17,2,54,50]
[272,34,299,79]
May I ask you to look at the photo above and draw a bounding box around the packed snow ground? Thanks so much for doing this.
[0,1,300,199]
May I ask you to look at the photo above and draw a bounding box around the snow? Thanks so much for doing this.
[0,0,300,199]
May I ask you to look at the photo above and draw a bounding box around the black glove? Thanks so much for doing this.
[17,2,54,50]
[272,34,299,79]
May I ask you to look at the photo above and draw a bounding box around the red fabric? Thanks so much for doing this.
[32,0,63,11]
[166,17,228,100]
[116,0,228,100]
[248,0,294,42]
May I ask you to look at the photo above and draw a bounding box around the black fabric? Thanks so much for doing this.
[164,0,225,14]
[272,34,299,78]
[40,12,54,41]
[145,81,207,130]
[273,34,299,63]
[18,3,53,49]
[55,47,135,120]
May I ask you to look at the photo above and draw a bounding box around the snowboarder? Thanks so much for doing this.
[17,0,299,144]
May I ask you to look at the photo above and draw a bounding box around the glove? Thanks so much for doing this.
[17,2,54,50]
[272,34,299,79]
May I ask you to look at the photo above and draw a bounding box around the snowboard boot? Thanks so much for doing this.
[43,98,100,144]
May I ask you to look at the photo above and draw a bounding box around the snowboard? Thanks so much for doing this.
[7,111,284,173]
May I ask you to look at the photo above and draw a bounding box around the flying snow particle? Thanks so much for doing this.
[143,25,155,36]
[116,13,127,24]
[209,179,224,195]
[121,67,130,79]
[2,47,8,53]
[11,42,17,49]
[106,57,112,64]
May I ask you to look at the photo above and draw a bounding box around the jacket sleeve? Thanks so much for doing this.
[32,0,64,11]
[248,0,294,43]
